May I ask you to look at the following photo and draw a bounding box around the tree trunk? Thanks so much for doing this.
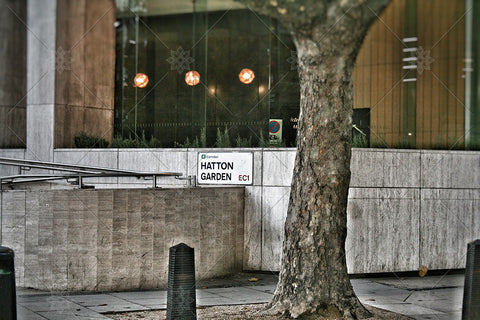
[231,1,390,318]
[267,36,369,319]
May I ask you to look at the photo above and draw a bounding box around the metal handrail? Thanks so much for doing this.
[0,157,141,174]
[0,157,190,189]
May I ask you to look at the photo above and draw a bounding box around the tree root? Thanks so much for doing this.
[265,299,373,320]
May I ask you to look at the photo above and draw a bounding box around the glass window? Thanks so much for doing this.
[114,0,476,150]
[114,0,299,148]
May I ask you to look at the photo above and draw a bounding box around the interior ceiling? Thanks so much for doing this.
[116,0,246,17]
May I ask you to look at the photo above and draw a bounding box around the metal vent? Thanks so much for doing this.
[462,239,480,320]
[167,243,197,320]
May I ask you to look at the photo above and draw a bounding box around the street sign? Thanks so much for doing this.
[197,152,253,185]
[269,119,283,145]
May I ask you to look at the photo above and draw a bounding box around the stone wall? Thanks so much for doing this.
[50,148,480,273]
[346,149,480,273]
[1,148,479,276]
[0,187,244,291]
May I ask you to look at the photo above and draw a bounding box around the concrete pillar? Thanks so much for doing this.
[25,0,56,162]
[24,0,115,158]
[54,0,116,148]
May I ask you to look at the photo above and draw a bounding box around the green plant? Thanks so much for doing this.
[172,127,207,148]
[110,131,162,148]
[148,136,162,148]
[258,130,268,148]
[74,132,109,148]
[192,136,200,148]
[235,135,252,147]
[174,137,192,148]
[111,135,140,148]
[200,127,207,148]
[216,126,231,148]
[369,132,388,148]
[352,134,369,148]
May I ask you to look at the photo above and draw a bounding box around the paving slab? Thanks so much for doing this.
[14,274,466,319]
[17,305,46,320]
[197,296,243,307]
[204,287,273,303]
[36,308,111,320]
[373,274,464,290]
[127,298,167,309]
[86,303,149,313]
[410,313,462,320]
[111,290,167,300]
[66,294,126,306]
[361,301,445,316]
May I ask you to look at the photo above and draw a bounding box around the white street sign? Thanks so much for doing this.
[197,152,253,185]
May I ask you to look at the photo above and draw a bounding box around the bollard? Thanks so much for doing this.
[0,246,17,320]
[166,243,196,320]
[462,239,480,320]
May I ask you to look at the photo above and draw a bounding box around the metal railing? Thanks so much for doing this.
[0,157,193,189]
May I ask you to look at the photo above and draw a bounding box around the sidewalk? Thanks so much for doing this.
[15,274,464,320]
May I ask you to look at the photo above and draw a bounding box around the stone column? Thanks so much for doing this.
[24,0,115,158]
[25,0,56,162]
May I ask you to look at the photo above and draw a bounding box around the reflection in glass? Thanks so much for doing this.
[185,71,200,86]
[114,1,300,148]
[239,68,255,84]
[133,73,149,88]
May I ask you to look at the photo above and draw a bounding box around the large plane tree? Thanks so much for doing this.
[236,0,390,319]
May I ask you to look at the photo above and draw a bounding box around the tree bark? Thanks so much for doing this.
[267,35,368,319]
[234,1,390,318]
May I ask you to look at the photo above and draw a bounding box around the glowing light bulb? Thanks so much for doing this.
[185,70,200,86]
[134,73,149,88]
[239,68,255,84]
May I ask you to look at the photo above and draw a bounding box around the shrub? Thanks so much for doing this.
[352,134,369,148]
[74,132,109,148]
[235,135,252,147]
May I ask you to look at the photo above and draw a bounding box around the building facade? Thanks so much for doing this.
[1,0,479,151]
[0,0,480,290]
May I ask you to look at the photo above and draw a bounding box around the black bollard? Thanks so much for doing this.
[166,243,196,320]
[0,246,17,320]
[462,239,480,320]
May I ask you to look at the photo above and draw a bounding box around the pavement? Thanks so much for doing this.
[14,273,466,320]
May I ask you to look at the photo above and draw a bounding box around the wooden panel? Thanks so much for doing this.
[354,0,465,149]
[83,0,116,109]
[55,0,86,107]
[417,0,465,149]
[353,0,405,147]
[0,0,27,148]
[54,105,84,148]
[54,0,116,148]
[455,1,466,147]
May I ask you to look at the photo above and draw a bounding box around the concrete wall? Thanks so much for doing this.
[0,187,244,291]
[50,148,480,273]
[1,148,479,276]
[346,149,480,273]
